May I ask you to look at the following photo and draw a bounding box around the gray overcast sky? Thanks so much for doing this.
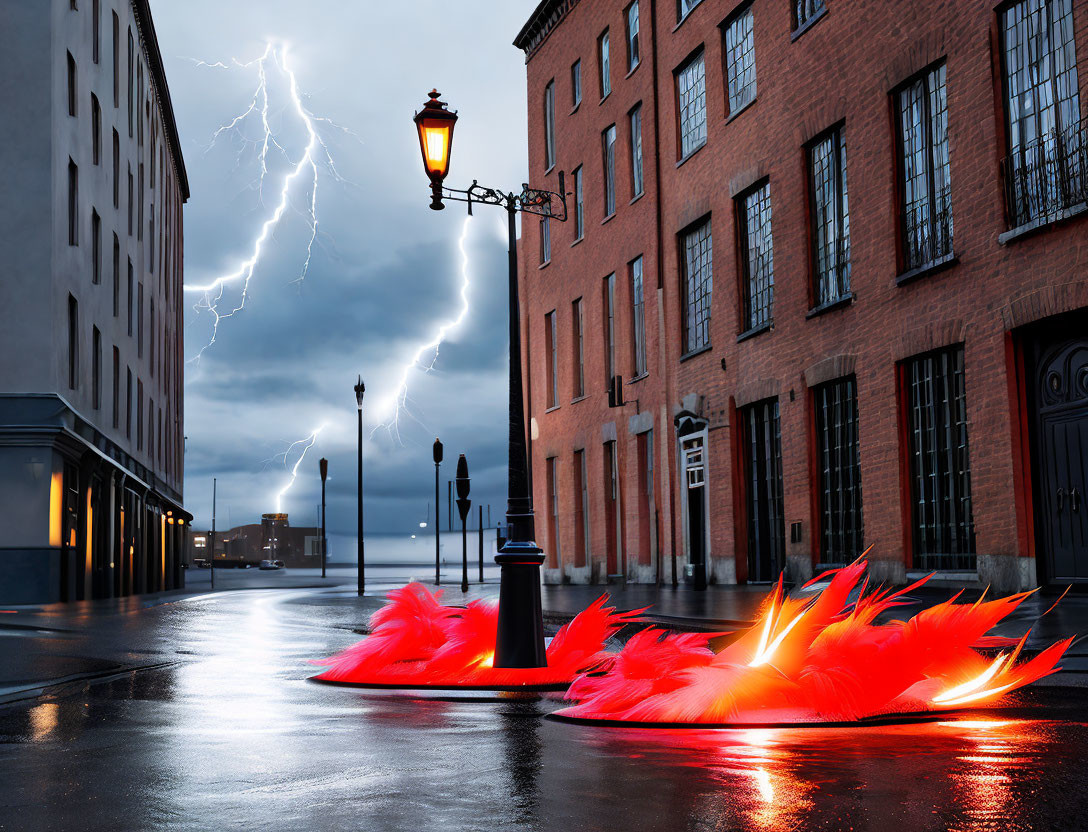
[149,0,538,535]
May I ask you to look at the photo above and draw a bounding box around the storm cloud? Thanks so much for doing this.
[150,0,536,534]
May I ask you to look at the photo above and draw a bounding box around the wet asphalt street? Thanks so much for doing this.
[2,583,1088,831]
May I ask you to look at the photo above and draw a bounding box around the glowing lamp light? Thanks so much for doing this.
[413,89,458,210]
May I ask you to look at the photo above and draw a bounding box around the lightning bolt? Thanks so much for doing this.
[272,425,326,513]
[183,41,358,362]
[371,215,476,442]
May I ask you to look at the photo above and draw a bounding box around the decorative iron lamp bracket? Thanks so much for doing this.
[438,172,569,222]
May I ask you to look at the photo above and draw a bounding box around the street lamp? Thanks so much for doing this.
[414,90,568,668]
[354,375,366,595]
[413,89,458,211]
[455,454,471,594]
[433,437,443,585]
[319,457,328,579]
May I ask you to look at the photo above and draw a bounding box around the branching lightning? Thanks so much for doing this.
[371,215,476,442]
[272,425,326,513]
[183,41,358,361]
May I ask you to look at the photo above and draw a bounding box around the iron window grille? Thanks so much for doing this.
[630,256,647,376]
[723,5,757,116]
[681,219,713,354]
[808,126,851,307]
[571,60,582,108]
[793,0,826,31]
[677,50,707,159]
[904,345,976,570]
[738,181,774,331]
[546,311,558,408]
[895,62,953,272]
[573,166,584,239]
[1000,0,1085,229]
[742,398,784,582]
[815,377,864,563]
[626,1,640,71]
[603,124,617,216]
[630,105,644,197]
[544,80,556,170]
[599,30,611,98]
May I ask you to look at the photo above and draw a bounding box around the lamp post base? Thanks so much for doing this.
[494,543,546,668]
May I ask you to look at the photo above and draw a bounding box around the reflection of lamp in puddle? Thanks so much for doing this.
[29,702,59,741]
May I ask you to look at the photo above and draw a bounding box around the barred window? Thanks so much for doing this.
[793,0,825,31]
[602,124,617,216]
[1001,0,1084,227]
[630,105,644,198]
[742,398,784,583]
[599,30,611,98]
[808,126,851,307]
[626,2,640,71]
[681,219,712,354]
[904,345,976,570]
[573,166,584,239]
[738,181,774,331]
[543,80,556,170]
[896,62,952,272]
[815,377,863,563]
[677,51,707,158]
[571,60,582,108]
[724,6,756,115]
[630,256,647,376]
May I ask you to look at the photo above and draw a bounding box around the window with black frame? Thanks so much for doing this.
[676,51,707,159]
[630,105,644,198]
[904,345,976,570]
[814,377,863,564]
[723,5,756,116]
[630,256,647,376]
[626,2,640,71]
[793,0,826,32]
[680,219,712,354]
[1000,0,1084,228]
[602,124,617,216]
[742,398,784,583]
[808,126,851,309]
[895,62,953,273]
[540,216,551,264]
[573,165,584,239]
[738,181,774,332]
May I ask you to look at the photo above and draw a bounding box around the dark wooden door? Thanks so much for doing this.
[742,399,784,583]
[1033,332,1088,582]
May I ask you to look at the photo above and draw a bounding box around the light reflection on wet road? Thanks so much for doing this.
[0,586,1086,831]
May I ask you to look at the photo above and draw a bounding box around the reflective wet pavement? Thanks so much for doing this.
[2,585,1088,831]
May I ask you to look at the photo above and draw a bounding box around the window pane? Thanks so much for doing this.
[681,220,712,353]
[809,128,850,306]
[794,0,825,29]
[815,377,864,563]
[544,80,556,169]
[677,52,707,158]
[631,256,646,376]
[574,166,584,238]
[572,60,581,107]
[603,125,617,216]
[627,2,640,71]
[905,346,976,569]
[600,32,611,97]
[725,8,756,114]
[741,182,774,330]
[630,106,644,197]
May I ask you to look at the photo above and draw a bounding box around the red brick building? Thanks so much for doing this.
[514,0,1088,591]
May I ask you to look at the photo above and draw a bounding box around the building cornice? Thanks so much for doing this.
[513,0,580,64]
[130,0,190,202]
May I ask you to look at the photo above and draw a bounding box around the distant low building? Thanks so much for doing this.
[189,513,323,568]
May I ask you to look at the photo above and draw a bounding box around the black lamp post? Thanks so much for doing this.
[354,375,365,595]
[319,457,328,578]
[455,454,471,594]
[414,90,568,668]
[433,437,443,585]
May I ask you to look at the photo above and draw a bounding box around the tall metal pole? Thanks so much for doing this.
[478,504,484,583]
[494,199,546,669]
[319,458,328,579]
[209,477,216,590]
[433,438,443,585]
[455,454,471,594]
[355,377,365,596]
